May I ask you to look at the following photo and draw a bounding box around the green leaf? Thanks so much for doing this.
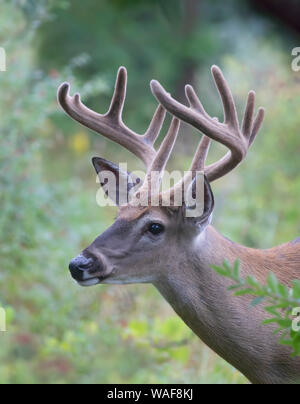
[223,260,233,273]
[277,283,289,299]
[267,272,279,294]
[292,280,300,300]
[228,284,243,291]
[277,319,292,328]
[251,296,265,306]
[234,288,255,297]
[128,320,148,338]
[159,317,189,340]
[168,346,189,364]
[265,306,281,317]
[262,318,280,325]
[233,260,240,279]
[212,265,228,277]
[246,275,259,288]
[270,302,291,309]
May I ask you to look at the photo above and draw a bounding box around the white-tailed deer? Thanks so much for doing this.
[58,66,300,384]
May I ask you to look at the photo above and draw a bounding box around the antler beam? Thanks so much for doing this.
[58,67,180,197]
[150,65,265,182]
[58,67,167,168]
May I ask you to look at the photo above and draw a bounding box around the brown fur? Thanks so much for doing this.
[79,206,300,384]
[206,226,300,285]
[118,205,150,221]
[154,224,300,384]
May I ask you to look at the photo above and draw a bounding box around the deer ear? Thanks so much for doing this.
[92,157,142,207]
[185,175,214,227]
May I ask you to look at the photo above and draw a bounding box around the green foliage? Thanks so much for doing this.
[34,0,225,133]
[123,316,193,364]
[213,261,300,356]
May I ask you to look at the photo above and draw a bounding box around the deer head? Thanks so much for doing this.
[57,66,264,287]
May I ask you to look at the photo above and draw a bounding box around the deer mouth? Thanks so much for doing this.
[78,278,100,287]
[78,275,108,287]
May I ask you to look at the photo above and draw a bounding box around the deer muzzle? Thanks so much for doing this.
[69,254,108,287]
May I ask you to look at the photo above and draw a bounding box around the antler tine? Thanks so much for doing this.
[150,79,240,154]
[190,136,212,173]
[168,135,211,199]
[149,117,180,173]
[143,104,166,145]
[151,65,265,183]
[185,84,210,117]
[57,67,170,168]
[242,91,256,138]
[106,66,127,120]
[249,107,265,146]
[138,117,181,196]
[241,90,265,146]
[211,66,239,130]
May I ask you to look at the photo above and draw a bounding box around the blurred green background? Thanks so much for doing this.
[0,0,299,384]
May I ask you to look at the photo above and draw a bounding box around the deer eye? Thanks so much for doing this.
[148,223,165,236]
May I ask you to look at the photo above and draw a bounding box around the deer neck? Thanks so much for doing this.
[154,225,296,384]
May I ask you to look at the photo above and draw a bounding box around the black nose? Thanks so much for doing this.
[69,255,94,281]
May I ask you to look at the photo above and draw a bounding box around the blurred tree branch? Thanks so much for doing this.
[250,0,300,34]
[174,0,200,102]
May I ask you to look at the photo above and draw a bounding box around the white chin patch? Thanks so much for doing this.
[78,278,100,287]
